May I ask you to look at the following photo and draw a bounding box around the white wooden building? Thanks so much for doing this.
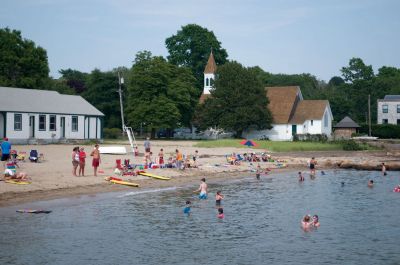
[0,87,104,144]
[377,95,400,125]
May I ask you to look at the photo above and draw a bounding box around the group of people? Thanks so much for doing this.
[142,138,199,170]
[301,215,320,230]
[228,152,274,165]
[71,144,100,176]
[184,178,225,219]
[1,138,30,182]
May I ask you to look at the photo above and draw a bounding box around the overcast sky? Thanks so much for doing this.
[2,0,399,81]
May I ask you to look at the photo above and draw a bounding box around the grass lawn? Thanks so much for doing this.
[194,139,345,152]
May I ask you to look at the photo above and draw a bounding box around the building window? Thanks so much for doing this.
[206,78,209,86]
[39,115,46,131]
[397,119,400,125]
[397,104,400,113]
[14,114,22,131]
[382,105,388,113]
[49,115,56,131]
[382,119,388,124]
[72,116,78,132]
[324,113,328,127]
[210,78,214,86]
[311,120,314,126]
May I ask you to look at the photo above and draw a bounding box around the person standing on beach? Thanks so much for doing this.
[72,147,79,176]
[90,144,101,176]
[309,157,317,176]
[176,149,183,170]
[194,178,208,199]
[193,150,199,168]
[1,138,11,167]
[78,147,86,176]
[144,137,151,153]
[158,148,164,165]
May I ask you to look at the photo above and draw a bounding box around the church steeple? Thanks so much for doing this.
[203,51,216,94]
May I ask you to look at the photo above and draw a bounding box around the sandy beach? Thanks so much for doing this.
[0,140,397,207]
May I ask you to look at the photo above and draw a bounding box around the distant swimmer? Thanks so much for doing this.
[309,157,317,176]
[381,163,387,176]
[312,215,320,227]
[368,180,374,188]
[256,164,262,180]
[341,182,345,187]
[217,207,224,219]
[215,190,224,206]
[393,185,400,193]
[183,200,191,215]
[194,178,208,199]
[321,171,326,175]
[301,215,312,230]
[298,171,305,182]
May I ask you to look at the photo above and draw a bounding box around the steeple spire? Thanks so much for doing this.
[203,51,216,94]
[204,50,217,74]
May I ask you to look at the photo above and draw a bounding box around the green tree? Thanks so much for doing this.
[0,28,49,88]
[82,69,122,129]
[196,61,272,137]
[341,57,374,83]
[59,68,89,94]
[126,51,197,137]
[165,24,228,92]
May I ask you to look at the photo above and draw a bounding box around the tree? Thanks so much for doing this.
[196,61,272,137]
[328,76,345,87]
[126,51,197,137]
[341,58,374,83]
[82,69,122,129]
[165,24,228,92]
[59,69,89,94]
[0,28,49,88]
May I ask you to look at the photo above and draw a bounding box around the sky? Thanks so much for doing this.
[1,0,400,81]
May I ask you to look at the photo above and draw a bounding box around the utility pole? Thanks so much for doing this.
[368,94,371,136]
[118,72,125,135]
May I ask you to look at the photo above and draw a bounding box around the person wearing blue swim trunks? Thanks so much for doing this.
[183,200,191,215]
[194,178,208,199]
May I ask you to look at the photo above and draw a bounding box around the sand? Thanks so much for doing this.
[0,140,394,207]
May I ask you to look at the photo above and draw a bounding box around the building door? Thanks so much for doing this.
[60,117,65,138]
[29,116,35,138]
[292,124,297,136]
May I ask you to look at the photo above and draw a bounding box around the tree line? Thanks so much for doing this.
[1,26,400,138]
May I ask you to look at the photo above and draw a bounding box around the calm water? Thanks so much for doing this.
[0,170,400,265]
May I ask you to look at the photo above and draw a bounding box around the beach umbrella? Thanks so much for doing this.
[240,140,258,147]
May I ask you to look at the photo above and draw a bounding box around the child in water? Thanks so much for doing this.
[215,191,224,206]
[298,171,305,182]
[382,162,387,176]
[217,207,224,219]
[368,180,374,188]
[256,164,262,180]
[312,215,320,227]
[301,215,312,229]
[183,200,191,215]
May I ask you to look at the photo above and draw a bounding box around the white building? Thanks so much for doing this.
[377,95,400,125]
[243,86,333,141]
[198,53,333,141]
[0,87,104,144]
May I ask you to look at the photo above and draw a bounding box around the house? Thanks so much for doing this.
[333,116,360,139]
[377,95,400,125]
[0,87,104,144]
[198,53,333,141]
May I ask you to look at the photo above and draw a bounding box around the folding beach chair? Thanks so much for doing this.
[29,150,38,163]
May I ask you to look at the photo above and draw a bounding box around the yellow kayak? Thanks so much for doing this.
[5,180,31,185]
[110,179,139,187]
[138,172,171,180]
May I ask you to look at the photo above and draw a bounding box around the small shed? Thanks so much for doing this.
[334,116,360,139]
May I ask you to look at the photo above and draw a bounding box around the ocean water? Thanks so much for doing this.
[0,170,400,265]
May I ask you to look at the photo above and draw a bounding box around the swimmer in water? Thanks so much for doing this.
[194,178,208,199]
[381,162,387,176]
[256,163,262,180]
[217,207,224,219]
[298,171,305,182]
[312,215,320,227]
[183,200,191,215]
[393,185,400,192]
[301,215,312,229]
[215,190,224,206]
[368,180,374,188]
[341,182,345,187]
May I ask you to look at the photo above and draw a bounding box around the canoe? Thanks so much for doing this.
[138,172,171,180]
[16,209,52,214]
[110,179,139,187]
[5,180,31,185]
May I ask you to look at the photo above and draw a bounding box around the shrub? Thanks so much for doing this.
[293,133,328,142]
[359,123,400,139]
[104,128,121,139]
[342,139,363,151]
